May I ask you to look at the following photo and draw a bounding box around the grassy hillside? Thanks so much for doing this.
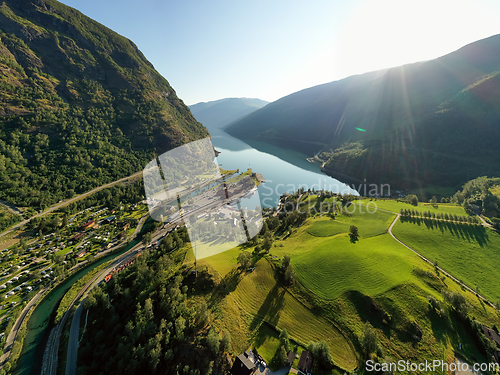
[189,194,500,372]
[392,219,500,303]
[226,34,500,192]
[0,0,208,210]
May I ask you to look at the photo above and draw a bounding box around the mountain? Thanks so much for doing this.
[189,97,268,130]
[0,0,208,210]
[225,34,500,194]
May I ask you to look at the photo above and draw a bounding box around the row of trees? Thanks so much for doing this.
[400,209,480,223]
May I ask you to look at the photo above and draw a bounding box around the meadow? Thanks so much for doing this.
[392,219,500,303]
[186,196,500,372]
[356,199,467,216]
[196,249,358,370]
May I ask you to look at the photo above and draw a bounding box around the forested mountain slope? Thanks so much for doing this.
[226,34,500,191]
[0,0,208,210]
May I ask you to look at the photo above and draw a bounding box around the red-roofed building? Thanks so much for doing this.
[76,248,87,258]
[81,220,95,230]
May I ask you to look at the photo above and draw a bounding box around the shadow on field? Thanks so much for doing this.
[250,283,285,330]
[209,268,241,307]
[399,217,489,247]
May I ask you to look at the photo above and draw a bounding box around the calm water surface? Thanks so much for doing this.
[210,129,357,207]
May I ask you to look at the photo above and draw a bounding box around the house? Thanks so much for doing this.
[482,326,500,347]
[81,220,95,230]
[252,172,265,184]
[71,232,85,241]
[122,223,130,231]
[482,326,500,363]
[76,248,87,258]
[230,352,256,375]
[298,350,313,375]
[69,232,85,241]
[104,215,116,224]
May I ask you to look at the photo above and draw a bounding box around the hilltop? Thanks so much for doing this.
[0,0,208,211]
[189,97,268,130]
[225,34,500,195]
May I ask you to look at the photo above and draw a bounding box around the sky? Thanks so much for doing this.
[59,0,500,105]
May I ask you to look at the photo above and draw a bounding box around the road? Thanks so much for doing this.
[41,214,153,375]
[0,171,143,240]
[62,223,177,375]
[64,301,83,375]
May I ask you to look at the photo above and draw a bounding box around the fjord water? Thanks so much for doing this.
[210,129,357,207]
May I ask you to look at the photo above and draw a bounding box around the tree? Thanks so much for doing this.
[406,194,419,206]
[221,330,232,352]
[282,254,291,269]
[262,234,273,252]
[430,196,438,205]
[142,232,152,248]
[349,225,359,242]
[307,341,334,370]
[279,328,291,351]
[427,296,441,311]
[276,346,288,367]
[284,264,295,285]
[206,328,220,355]
[237,251,252,269]
[360,322,378,359]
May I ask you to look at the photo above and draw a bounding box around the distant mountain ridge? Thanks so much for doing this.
[0,0,208,209]
[190,97,268,129]
[226,34,500,193]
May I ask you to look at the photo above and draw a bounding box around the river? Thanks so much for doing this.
[14,240,138,375]
[210,128,357,207]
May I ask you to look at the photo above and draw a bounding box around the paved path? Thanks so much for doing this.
[455,358,483,375]
[0,171,143,240]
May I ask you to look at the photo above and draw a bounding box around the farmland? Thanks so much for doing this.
[189,193,500,372]
[392,218,500,302]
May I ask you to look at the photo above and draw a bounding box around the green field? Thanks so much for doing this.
[392,219,500,302]
[277,228,430,300]
[304,199,395,238]
[356,199,466,216]
[196,250,358,371]
[189,197,500,372]
[307,219,347,237]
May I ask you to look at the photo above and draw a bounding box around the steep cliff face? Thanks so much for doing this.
[0,0,208,208]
